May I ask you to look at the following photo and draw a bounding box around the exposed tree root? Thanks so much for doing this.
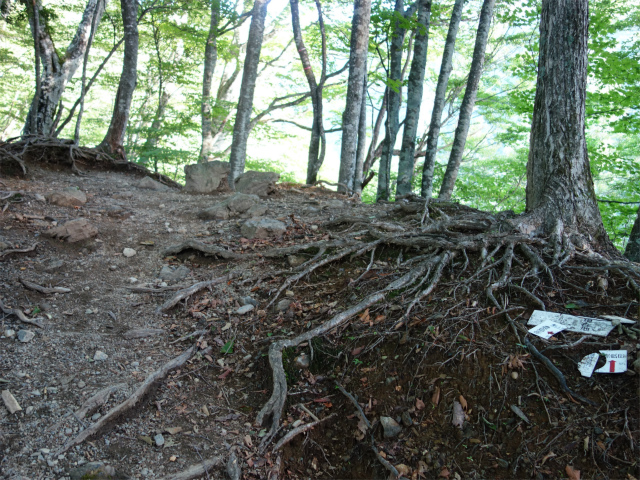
[0,243,38,259]
[156,456,224,480]
[272,413,336,452]
[58,344,207,453]
[0,299,45,328]
[19,277,71,294]
[158,272,238,313]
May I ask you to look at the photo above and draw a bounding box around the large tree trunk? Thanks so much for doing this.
[375,0,406,201]
[228,0,271,187]
[338,0,371,194]
[625,208,640,262]
[420,0,464,198]
[396,0,431,197]
[199,0,220,163]
[98,0,138,158]
[24,0,106,137]
[525,0,609,248]
[290,0,327,185]
[437,0,495,200]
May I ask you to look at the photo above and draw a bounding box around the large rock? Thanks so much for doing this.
[184,161,230,193]
[241,218,286,239]
[234,171,280,197]
[44,218,98,243]
[137,176,170,191]
[47,187,86,207]
[198,193,260,220]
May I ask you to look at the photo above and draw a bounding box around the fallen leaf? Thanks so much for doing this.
[359,308,370,324]
[164,426,182,435]
[432,386,441,406]
[459,395,468,411]
[541,452,556,465]
[565,465,580,480]
[244,435,253,448]
[439,467,450,478]
[351,346,364,356]
[416,398,425,411]
[395,464,411,476]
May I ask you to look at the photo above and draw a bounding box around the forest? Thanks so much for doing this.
[0,0,639,479]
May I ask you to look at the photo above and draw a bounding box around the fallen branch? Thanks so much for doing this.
[20,277,71,294]
[0,243,38,259]
[157,456,224,480]
[158,273,237,313]
[0,299,45,328]
[58,345,206,453]
[372,440,400,478]
[272,413,336,452]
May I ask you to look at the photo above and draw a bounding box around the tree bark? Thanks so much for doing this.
[396,0,431,197]
[354,67,368,194]
[338,0,371,194]
[625,208,640,262]
[525,0,609,247]
[228,0,271,187]
[420,0,464,198]
[437,0,495,200]
[362,90,386,178]
[289,0,327,185]
[376,0,415,201]
[96,0,137,157]
[23,0,106,137]
[199,0,220,163]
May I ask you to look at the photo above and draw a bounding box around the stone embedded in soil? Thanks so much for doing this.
[77,380,86,389]
[241,218,286,239]
[137,176,170,191]
[287,255,306,267]
[276,299,292,312]
[380,416,402,438]
[123,328,164,339]
[0,240,9,251]
[45,218,98,243]
[198,192,260,220]
[184,161,230,193]
[2,389,22,414]
[401,411,413,427]
[236,304,254,315]
[234,170,280,197]
[4,328,16,338]
[68,462,118,480]
[17,330,35,343]
[122,247,136,257]
[159,265,190,283]
[241,296,258,306]
[294,353,310,368]
[93,350,108,361]
[154,433,165,446]
[47,187,87,207]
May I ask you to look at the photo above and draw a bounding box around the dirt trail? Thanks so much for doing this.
[0,165,638,480]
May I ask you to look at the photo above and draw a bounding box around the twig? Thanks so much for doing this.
[20,278,71,294]
[0,243,38,259]
[335,383,371,430]
[297,403,319,422]
[272,413,335,452]
[542,335,591,351]
[371,439,400,478]
[0,299,45,328]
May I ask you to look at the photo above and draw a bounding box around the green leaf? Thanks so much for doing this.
[221,339,234,354]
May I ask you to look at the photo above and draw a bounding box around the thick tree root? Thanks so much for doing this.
[58,344,206,453]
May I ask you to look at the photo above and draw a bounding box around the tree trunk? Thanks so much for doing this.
[376,0,406,201]
[140,91,170,172]
[98,0,138,158]
[625,208,640,262]
[525,0,609,248]
[24,0,106,137]
[362,90,386,178]
[199,0,220,163]
[396,0,431,197]
[354,67,368,194]
[338,0,371,194]
[290,0,327,185]
[420,0,464,198]
[437,0,495,200]
[228,0,271,187]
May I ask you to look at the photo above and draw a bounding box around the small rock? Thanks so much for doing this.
[128,277,138,284]
[276,299,292,312]
[380,416,402,438]
[287,255,306,268]
[109,265,118,271]
[154,433,165,447]
[496,458,509,468]
[93,351,108,361]
[65,428,73,435]
[401,411,413,427]
[2,389,22,414]
[77,380,86,389]
[310,224,318,231]
[45,218,98,243]
[241,218,286,239]
[26,405,34,414]
[47,187,87,207]
[138,176,170,191]
[69,462,118,480]
[17,330,35,343]
[0,241,9,251]
[4,329,16,338]
[511,371,519,380]
[44,259,65,272]
[47,387,58,394]
[35,193,46,202]
[241,296,258,307]
[294,353,310,368]
[159,265,190,283]
[91,413,101,421]
[236,305,254,315]
[122,248,136,257]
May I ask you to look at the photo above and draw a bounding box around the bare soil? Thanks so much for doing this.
[0,163,638,480]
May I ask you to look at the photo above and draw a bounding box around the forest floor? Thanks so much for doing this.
[0,162,638,480]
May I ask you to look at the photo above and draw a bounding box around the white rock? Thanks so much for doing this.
[236,305,254,315]
[128,277,138,284]
[93,351,108,361]
[2,390,22,414]
[122,248,136,257]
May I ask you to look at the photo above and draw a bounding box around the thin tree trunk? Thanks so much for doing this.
[354,66,368,194]
[437,0,495,200]
[420,0,464,198]
[362,91,386,177]
[228,0,271,187]
[199,0,220,163]
[98,0,138,158]
[396,0,431,197]
[141,91,170,173]
[29,0,41,135]
[23,0,106,136]
[625,208,640,262]
[289,0,327,184]
[525,0,609,247]
[376,0,406,201]
[74,0,101,144]
[338,0,372,194]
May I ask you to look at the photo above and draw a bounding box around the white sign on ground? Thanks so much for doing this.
[528,320,566,339]
[577,353,600,377]
[527,311,615,337]
[594,350,628,374]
